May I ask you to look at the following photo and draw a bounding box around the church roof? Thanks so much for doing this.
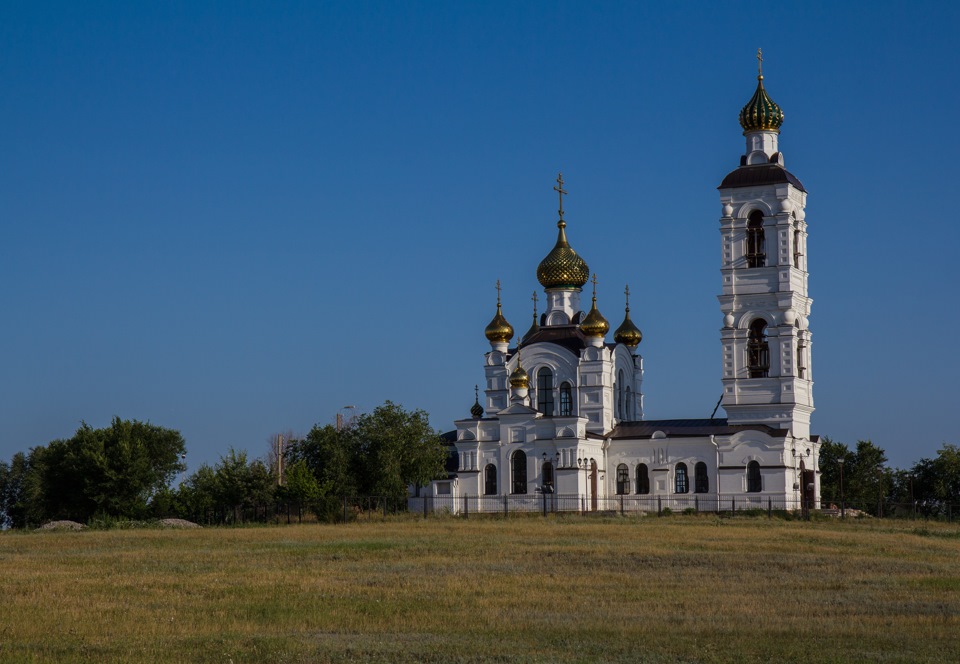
[518,324,589,355]
[718,164,806,193]
[605,419,788,439]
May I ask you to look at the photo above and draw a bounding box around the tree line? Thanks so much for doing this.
[0,402,447,528]
[818,437,960,517]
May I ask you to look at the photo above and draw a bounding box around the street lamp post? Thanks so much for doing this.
[792,448,811,517]
[337,405,356,432]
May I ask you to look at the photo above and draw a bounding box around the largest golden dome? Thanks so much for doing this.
[537,220,590,289]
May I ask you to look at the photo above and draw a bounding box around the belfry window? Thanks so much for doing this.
[694,462,709,493]
[747,319,770,378]
[793,228,803,268]
[537,368,554,416]
[559,382,573,416]
[616,464,630,495]
[746,211,766,268]
[636,464,650,494]
[797,336,807,379]
[484,464,497,495]
[675,463,689,494]
[511,451,527,494]
[747,461,762,493]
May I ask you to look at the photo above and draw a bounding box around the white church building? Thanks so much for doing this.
[420,57,819,514]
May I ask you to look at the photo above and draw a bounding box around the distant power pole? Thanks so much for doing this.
[276,433,285,486]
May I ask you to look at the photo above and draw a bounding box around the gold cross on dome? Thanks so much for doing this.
[531,291,538,315]
[757,48,763,76]
[624,284,631,308]
[496,279,502,305]
[591,273,599,297]
[553,172,567,220]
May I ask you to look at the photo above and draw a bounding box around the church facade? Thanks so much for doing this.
[424,58,819,514]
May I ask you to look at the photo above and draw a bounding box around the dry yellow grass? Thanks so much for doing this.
[1,515,958,662]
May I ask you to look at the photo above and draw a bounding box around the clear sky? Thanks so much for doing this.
[2,1,958,472]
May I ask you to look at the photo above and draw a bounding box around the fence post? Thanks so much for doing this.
[620,494,624,516]
[731,496,735,514]
[542,491,548,517]
[464,494,469,519]
[695,496,699,513]
[343,495,348,523]
[768,497,772,519]
[503,494,508,517]
[422,494,428,518]
[657,495,662,517]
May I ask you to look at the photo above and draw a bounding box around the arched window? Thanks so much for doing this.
[636,463,650,494]
[746,461,762,493]
[625,386,632,420]
[793,228,803,268]
[537,368,554,416]
[694,462,709,493]
[617,370,624,419]
[747,319,770,378]
[511,451,527,494]
[616,464,629,495]
[675,463,689,494]
[559,382,573,416]
[746,210,766,268]
[542,461,554,491]
[484,464,497,495]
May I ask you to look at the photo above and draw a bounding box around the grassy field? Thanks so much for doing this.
[1,515,959,663]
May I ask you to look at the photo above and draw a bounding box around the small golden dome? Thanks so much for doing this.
[509,364,529,389]
[537,220,590,290]
[614,285,642,348]
[484,280,514,343]
[580,274,609,338]
[614,310,642,348]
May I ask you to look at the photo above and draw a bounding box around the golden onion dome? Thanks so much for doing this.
[509,364,529,390]
[580,275,609,338]
[537,220,590,290]
[614,285,643,348]
[614,310,642,348]
[739,51,784,134]
[484,281,514,343]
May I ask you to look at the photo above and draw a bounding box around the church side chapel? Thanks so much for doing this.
[420,52,819,513]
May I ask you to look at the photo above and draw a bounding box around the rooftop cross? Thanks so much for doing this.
[496,279,502,305]
[553,172,567,222]
[757,48,763,77]
[591,273,599,298]
[624,284,631,310]
[531,291,538,315]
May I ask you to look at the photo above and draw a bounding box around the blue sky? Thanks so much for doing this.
[1,1,957,471]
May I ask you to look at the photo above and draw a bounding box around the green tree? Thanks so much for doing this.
[0,452,43,528]
[817,436,851,504]
[27,418,186,522]
[845,440,888,514]
[352,401,447,503]
[286,424,358,498]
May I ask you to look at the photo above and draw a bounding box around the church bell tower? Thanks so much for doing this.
[717,51,814,440]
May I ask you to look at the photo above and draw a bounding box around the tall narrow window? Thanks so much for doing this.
[746,210,766,268]
[484,464,497,495]
[747,319,770,378]
[625,387,632,420]
[797,337,807,379]
[542,461,554,491]
[636,464,650,494]
[511,451,527,494]
[793,228,803,268]
[617,370,624,419]
[616,464,629,495]
[675,463,689,494]
[694,462,709,493]
[559,382,573,416]
[537,368,554,415]
[747,461,762,493]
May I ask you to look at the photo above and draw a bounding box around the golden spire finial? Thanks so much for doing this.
[591,273,599,301]
[496,279,502,306]
[757,48,763,79]
[475,384,479,401]
[624,284,631,311]
[553,172,567,227]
